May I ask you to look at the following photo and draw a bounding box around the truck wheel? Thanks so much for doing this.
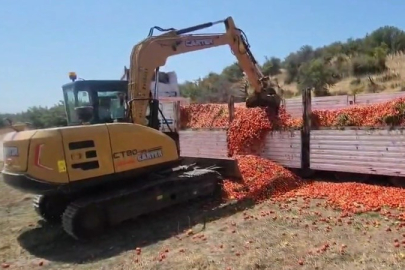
[33,195,69,224]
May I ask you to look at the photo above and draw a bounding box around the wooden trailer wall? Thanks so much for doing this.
[310,128,405,177]
[257,131,302,168]
[179,129,229,159]
[178,129,302,169]
[178,91,405,177]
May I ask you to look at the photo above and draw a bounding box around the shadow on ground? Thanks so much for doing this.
[17,196,255,264]
[293,169,393,186]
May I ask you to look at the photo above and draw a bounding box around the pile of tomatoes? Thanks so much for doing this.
[180,98,405,217]
[227,106,301,156]
[272,181,405,219]
[222,155,303,202]
[180,104,302,130]
[312,97,405,127]
[223,157,405,218]
[179,104,229,129]
[180,104,301,155]
[181,97,405,130]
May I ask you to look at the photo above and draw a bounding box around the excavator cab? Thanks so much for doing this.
[62,79,128,125]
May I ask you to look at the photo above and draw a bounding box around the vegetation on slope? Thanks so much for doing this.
[2,26,405,129]
[180,25,405,99]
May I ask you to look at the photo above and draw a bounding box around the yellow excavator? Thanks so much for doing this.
[1,17,280,240]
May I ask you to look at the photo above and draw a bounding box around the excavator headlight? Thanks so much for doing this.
[69,72,77,82]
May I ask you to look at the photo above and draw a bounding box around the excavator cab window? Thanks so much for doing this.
[98,91,126,122]
[62,80,128,125]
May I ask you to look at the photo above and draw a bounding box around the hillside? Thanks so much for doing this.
[178,25,405,102]
[274,52,405,98]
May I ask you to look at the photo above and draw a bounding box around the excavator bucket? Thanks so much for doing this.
[245,87,281,114]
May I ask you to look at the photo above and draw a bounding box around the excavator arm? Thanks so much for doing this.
[128,17,280,126]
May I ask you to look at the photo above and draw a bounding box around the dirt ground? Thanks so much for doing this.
[1,175,405,270]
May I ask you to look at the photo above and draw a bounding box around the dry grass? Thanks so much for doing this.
[1,176,405,270]
[274,52,405,97]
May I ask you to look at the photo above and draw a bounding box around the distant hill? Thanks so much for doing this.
[273,52,405,98]
[179,25,405,101]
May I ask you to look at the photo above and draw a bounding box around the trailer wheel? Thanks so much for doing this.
[389,177,405,188]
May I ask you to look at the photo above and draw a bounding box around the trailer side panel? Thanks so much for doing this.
[179,129,229,158]
[310,129,405,176]
[260,131,302,168]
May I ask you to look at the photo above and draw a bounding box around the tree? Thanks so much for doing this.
[262,57,281,76]
[298,59,338,96]
[179,80,205,102]
[0,101,67,129]
[283,53,300,84]
[351,53,387,77]
[221,63,243,82]
[365,26,405,53]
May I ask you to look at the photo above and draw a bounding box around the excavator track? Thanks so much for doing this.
[61,164,222,240]
[33,194,70,224]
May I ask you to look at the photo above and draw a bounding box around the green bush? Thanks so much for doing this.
[351,54,387,77]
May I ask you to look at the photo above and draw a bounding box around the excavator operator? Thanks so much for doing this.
[98,98,112,122]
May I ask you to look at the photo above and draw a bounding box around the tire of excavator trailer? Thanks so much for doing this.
[33,195,70,224]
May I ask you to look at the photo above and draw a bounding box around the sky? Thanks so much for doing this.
[1,0,405,113]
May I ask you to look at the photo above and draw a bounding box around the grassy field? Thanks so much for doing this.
[1,175,405,270]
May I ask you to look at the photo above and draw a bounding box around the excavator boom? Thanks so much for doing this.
[128,17,280,126]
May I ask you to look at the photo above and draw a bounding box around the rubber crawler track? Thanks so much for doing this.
[61,202,80,239]
[32,195,41,211]
[33,194,69,223]
[61,165,222,240]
